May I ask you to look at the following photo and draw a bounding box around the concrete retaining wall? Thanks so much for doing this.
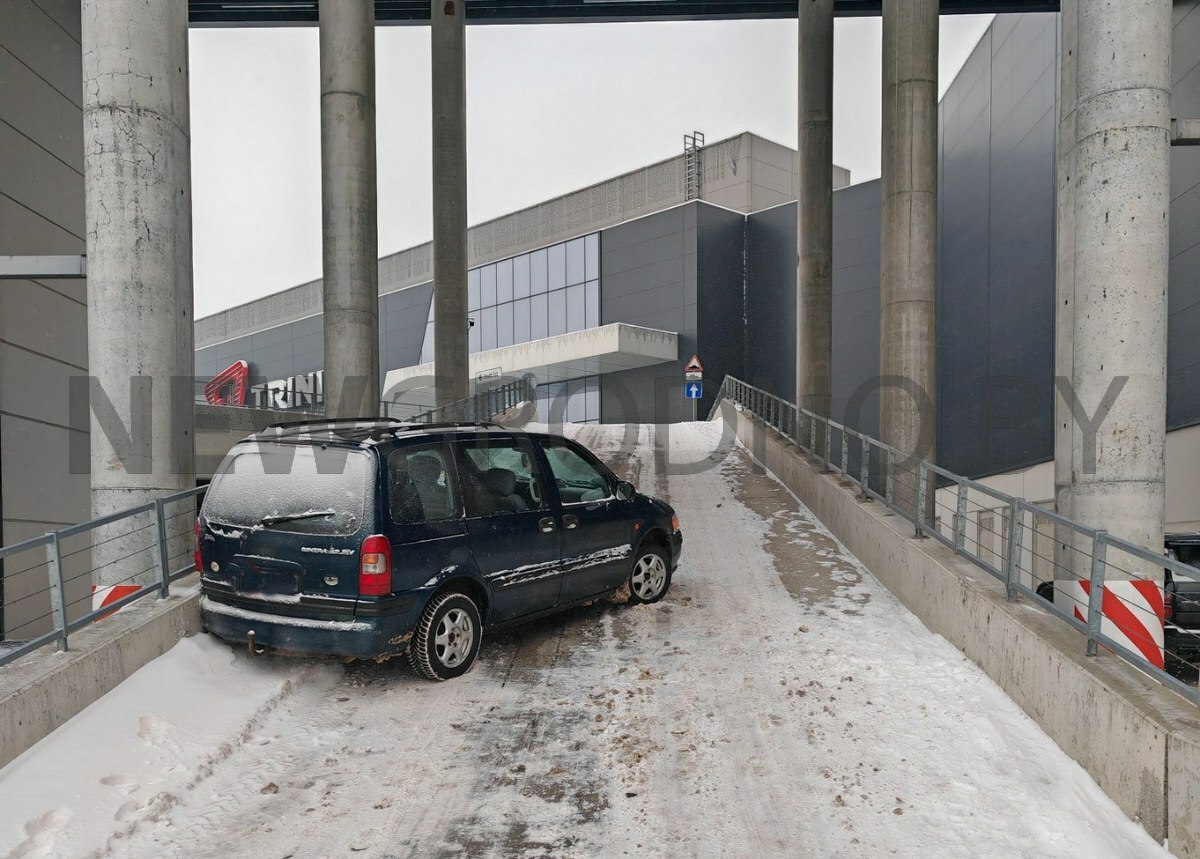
[727,405,1200,856]
[0,579,202,769]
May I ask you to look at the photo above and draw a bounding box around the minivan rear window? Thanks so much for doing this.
[204,444,371,536]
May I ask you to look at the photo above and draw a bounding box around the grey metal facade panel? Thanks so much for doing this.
[935,11,1058,478]
[743,190,884,439]
[831,184,882,440]
[1168,0,1200,429]
[0,49,84,173]
[381,281,433,372]
[0,415,89,525]
[744,201,796,403]
[0,279,88,370]
[600,203,698,424]
[696,204,747,417]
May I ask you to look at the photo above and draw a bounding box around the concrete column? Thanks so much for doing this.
[320,0,379,418]
[796,0,834,424]
[879,0,938,518]
[431,0,469,410]
[82,0,194,588]
[1055,0,1171,663]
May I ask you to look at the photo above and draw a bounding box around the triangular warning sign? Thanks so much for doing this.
[684,354,703,373]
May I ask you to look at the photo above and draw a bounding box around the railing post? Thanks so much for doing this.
[1086,530,1109,657]
[885,449,895,506]
[914,461,928,537]
[153,498,171,598]
[808,412,816,454]
[859,436,870,496]
[840,429,849,476]
[822,419,832,472]
[44,531,68,651]
[1003,497,1022,601]
[954,481,969,554]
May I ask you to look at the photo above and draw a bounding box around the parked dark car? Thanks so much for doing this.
[1165,534,1200,659]
[197,420,682,680]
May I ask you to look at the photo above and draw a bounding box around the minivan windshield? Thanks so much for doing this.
[204,443,371,536]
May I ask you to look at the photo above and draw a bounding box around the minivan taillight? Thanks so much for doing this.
[195,518,202,573]
[359,535,392,596]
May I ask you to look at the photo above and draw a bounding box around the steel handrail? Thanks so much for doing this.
[0,484,206,669]
[711,373,1199,705]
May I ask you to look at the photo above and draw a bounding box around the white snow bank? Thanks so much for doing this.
[0,635,338,858]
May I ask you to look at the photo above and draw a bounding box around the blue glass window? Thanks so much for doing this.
[481,265,497,307]
[549,289,567,336]
[548,244,566,291]
[585,280,599,329]
[566,283,585,333]
[514,297,531,343]
[497,302,514,348]
[513,254,530,300]
[530,249,548,294]
[468,269,480,312]
[496,258,514,304]
[481,305,497,351]
[531,293,548,340]
[566,238,586,286]
[585,234,599,282]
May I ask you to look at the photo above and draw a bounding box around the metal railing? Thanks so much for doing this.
[711,375,1200,705]
[0,485,205,668]
[381,376,537,425]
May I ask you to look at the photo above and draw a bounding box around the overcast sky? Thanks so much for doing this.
[189,14,994,319]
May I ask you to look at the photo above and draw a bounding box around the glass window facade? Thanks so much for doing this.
[420,232,601,365]
[534,376,601,425]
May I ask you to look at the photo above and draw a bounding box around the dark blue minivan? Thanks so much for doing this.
[197,420,682,680]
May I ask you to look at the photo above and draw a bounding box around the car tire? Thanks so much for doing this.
[409,591,482,681]
[628,545,672,605]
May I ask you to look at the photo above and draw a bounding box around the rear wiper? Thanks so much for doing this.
[258,510,336,527]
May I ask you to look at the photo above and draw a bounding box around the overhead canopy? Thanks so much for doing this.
[382,322,678,404]
[191,0,1058,26]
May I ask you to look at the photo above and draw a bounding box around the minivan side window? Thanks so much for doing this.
[541,439,612,505]
[459,438,547,517]
[387,445,459,524]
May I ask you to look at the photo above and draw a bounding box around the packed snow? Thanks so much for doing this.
[0,421,1170,858]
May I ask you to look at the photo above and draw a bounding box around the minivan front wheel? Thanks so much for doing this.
[409,591,482,681]
[629,546,671,604]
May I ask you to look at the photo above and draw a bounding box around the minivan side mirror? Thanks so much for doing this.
[615,480,636,502]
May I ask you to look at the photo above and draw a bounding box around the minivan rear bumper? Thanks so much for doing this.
[200,594,423,659]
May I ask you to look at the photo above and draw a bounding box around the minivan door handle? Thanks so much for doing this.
[562,514,580,530]
[538,516,556,533]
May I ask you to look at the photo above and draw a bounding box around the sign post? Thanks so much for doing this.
[684,354,703,421]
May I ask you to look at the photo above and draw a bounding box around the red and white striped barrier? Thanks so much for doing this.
[92,584,141,621]
[1058,580,1165,669]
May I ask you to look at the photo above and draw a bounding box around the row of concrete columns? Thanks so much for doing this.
[794,0,1171,646]
[796,0,938,517]
[81,0,470,587]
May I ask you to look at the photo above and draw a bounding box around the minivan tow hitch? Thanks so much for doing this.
[247,629,267,657]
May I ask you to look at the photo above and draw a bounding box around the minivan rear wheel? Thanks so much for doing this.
[628,546,671,604]
[409,591,482,681]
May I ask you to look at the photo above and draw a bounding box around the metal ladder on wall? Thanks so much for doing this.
[684,131,705,200]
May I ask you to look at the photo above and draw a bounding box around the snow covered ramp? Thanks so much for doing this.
[0,422,1167,857]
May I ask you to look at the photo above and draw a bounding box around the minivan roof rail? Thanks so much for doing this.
[264,416,414,430]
